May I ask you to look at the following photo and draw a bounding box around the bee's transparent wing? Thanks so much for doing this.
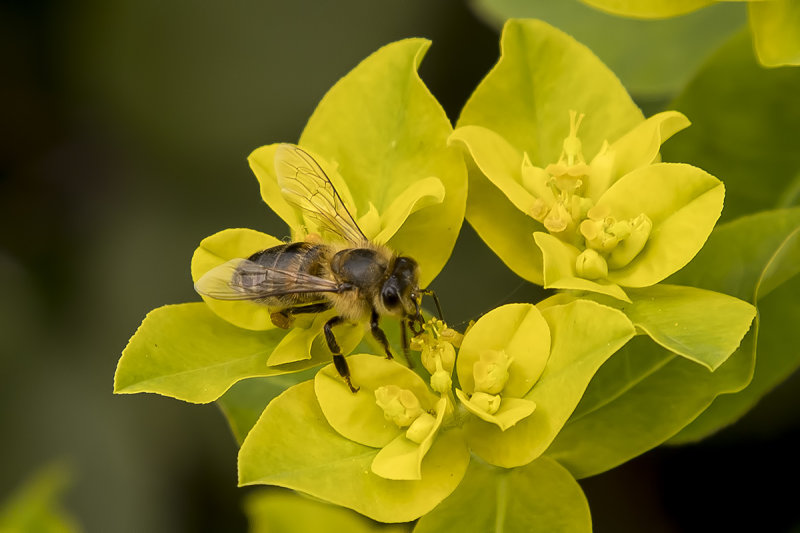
[194,258,341,300]
[275,143,368,245]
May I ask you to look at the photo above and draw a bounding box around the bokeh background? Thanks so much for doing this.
[2,0,798,531]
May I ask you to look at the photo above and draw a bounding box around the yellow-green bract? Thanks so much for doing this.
[451,19,724,302]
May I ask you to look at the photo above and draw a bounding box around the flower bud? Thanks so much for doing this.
[473,349,512,394]
[405,412,436,444]
[576,248,608,280]
[470,392,501,415]
[607,213,652,269]
[374,385,423,428]
[421,341,456,375]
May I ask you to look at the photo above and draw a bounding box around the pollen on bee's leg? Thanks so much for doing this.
[270,311,294,329]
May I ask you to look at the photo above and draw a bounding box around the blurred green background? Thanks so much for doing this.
[1,0,798,531]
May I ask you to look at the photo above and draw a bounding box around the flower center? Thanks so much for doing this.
[523,111,654,279]
[525,111,595,245]
[473,349,512,394]
[374,385,423,427]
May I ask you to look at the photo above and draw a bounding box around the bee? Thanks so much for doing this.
[194,144,441,392]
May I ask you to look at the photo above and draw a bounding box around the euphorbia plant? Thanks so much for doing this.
[115,18,771,531]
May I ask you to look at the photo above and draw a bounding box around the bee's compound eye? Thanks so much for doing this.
[381,287,401,309]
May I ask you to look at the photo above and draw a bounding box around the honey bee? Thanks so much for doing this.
[194,144,441,392]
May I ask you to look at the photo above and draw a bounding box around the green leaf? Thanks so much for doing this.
[217,372,316,445]
[749,0,800,67]
[464,300,635,468]
[298,39,467,288]
[115,303,328,403]
[545,208,800,477]
[414,457,590,533]
[662,30,800,222]
[671,277,800,444]
[599,163,724,287]
[757,226,800,299]
[545,333,754,478]
[670,217,800,443]
[0,465,79,533]
[245,489,408,533]
[577,0,714,18]
[190,228,283,331]
[238,381,470,523]
[670,208,800,297]
[314,354,439,449]
[470,1,745,98]
[624,284,755,370]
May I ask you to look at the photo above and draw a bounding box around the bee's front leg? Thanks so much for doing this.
[370,309,393,360]
[323,315,358,393]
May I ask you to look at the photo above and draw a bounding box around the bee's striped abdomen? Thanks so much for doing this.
[244,242,332,306]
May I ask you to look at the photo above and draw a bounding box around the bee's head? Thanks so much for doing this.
[379,256,421,319]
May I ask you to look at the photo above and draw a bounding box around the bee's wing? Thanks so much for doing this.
[275,143,368,245]
[194,258,341,301]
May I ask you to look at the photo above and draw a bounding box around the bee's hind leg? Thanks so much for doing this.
[369,309,393,360]
[323,315,358,393]
[272,301,333,329]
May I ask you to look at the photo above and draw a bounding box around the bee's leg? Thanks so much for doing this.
[271,302,333,329]
[421,289,444,320]
[289,301,333,315]
[370,309,393,360]
[323,315,358,393]
[270,311,293,329]
[400,318,414,369]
